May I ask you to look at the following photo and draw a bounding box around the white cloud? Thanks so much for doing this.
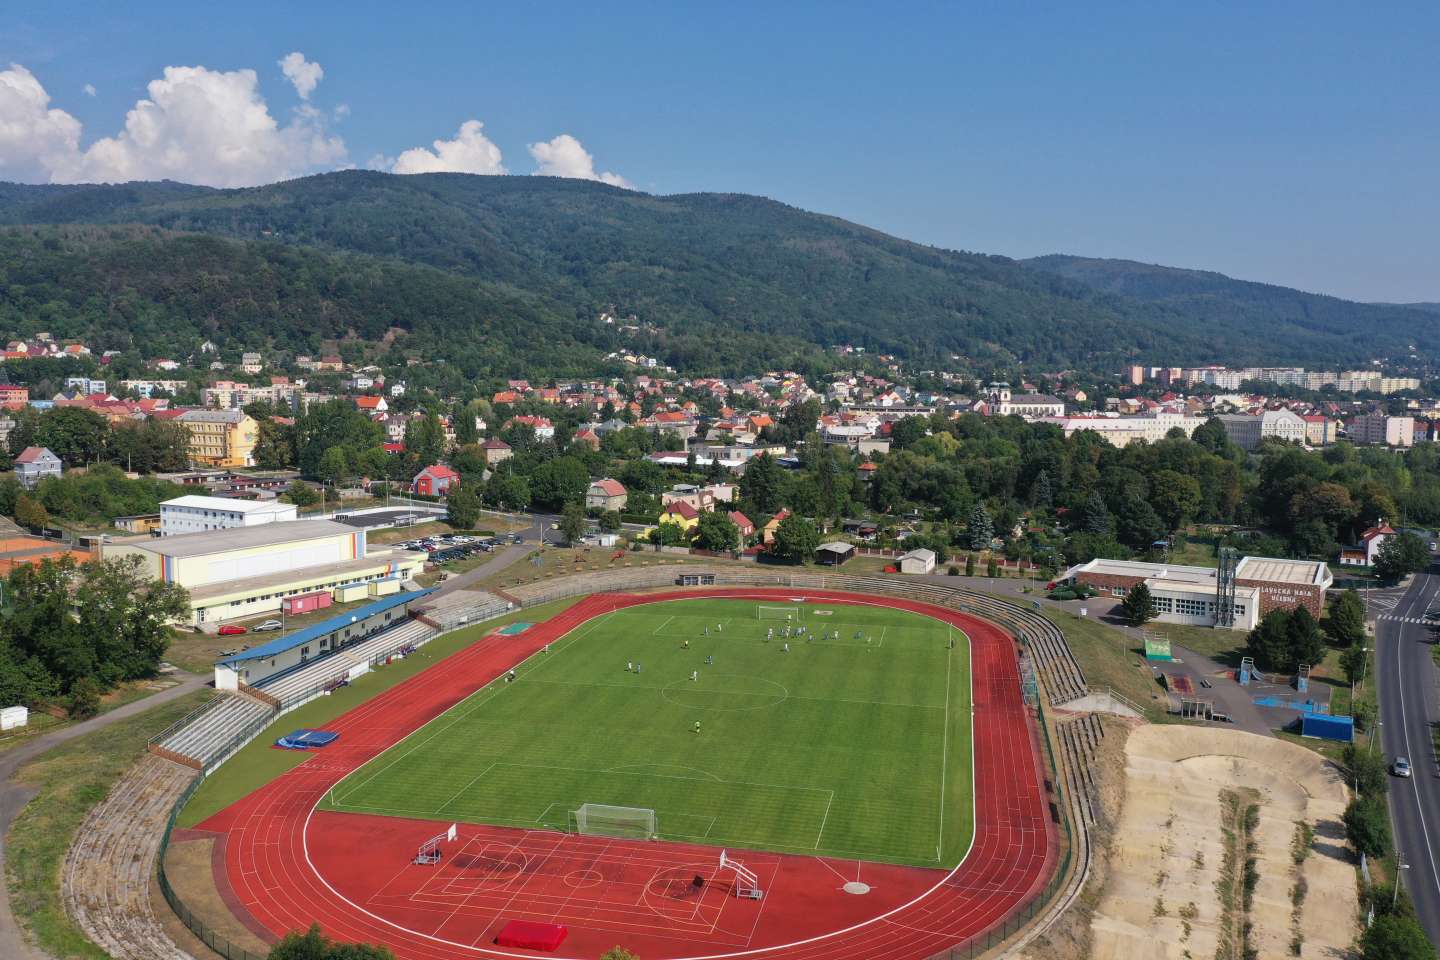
[47,64,346,188]
[527,134,631,188]
[278,51,323,101]
[0,64,82,182]
[392,120,506,175]
[82,82,96,96]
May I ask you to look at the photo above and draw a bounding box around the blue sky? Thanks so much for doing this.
[1,1,1437,302]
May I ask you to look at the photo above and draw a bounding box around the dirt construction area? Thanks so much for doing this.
[1090,726,1356,960]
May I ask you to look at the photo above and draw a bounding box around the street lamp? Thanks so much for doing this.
[1394,861,1410,910]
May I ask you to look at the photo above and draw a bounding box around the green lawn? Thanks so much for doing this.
[175,599,580,828]
[322,598,974,868]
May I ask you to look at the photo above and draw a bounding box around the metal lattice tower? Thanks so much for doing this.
[1215,546,1239,627]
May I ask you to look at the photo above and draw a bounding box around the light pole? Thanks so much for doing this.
[1394,861,1410,911]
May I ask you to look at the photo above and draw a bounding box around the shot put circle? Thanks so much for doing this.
[661,674,788,711]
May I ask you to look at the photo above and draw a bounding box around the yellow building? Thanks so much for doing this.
[177,409,258,468]
[657,500,701,533]
[101,519,426,625]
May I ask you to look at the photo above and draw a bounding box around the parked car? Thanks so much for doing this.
[1210,712,1232,723]
[218,624,247,636]
[253,620,284,632]
[1393,757,1412,778]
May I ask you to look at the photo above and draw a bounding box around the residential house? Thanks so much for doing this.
[479,436,513,466]
[658,500,701,533]
[241,352,264,374]
[15,446,62,488]
[1340,522,1395,567]
[585,478,628,512]
[729,510,755,542]
[413,464,460,497]
[761,508,792,545]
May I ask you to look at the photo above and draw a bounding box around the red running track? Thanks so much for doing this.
[196,589,1058,960]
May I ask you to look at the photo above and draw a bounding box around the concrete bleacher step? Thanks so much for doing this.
[63,753,196,959]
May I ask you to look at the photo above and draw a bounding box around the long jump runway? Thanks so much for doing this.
[195,588,1058,960]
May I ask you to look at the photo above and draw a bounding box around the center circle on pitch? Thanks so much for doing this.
[661,674,788,711]
[565,869,604,889]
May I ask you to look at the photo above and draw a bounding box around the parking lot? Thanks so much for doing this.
[392,532,526,569]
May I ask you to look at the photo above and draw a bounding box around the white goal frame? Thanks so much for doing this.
[568,803,658,840]
[756,605,800,621]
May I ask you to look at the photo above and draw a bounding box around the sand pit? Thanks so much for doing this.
[1090,726,1356,960]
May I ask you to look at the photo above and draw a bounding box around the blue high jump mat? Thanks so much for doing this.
[275,729,340,750]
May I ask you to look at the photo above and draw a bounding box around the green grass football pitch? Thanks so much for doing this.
[321,598,974,867]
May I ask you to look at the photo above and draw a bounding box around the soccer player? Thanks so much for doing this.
[627,660,633,672]
[717,622,723,632]
[692,670,698,681]
[693,720,701,734]
[635,662,642,674]
[783,642,789,653]
[683,638,690,649]
[705,654,714,665]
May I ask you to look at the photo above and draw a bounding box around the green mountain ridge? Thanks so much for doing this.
[0,172,1433,374]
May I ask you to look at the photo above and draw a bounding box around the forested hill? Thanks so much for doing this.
[1022,254,1437,360]
[0,172,1431,373]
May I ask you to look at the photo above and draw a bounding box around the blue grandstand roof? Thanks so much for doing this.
[216,588,435,666]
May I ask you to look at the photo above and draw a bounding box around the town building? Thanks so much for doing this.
[479,436,513,466]
[1038,411,1205,448]
[1348,413,1415,447]
[160,495,298,536]
[213,590,434,689]
[585,478,628,512]
[1339,523,1395,566]
[898,548,937,574]
[1301,415,1335,447]
[101,519,425,625]
[1216,409,1306,451]
[14,446,63,488]
[1063,555,1332,630]
[413,464,460,497]
[177,409,259,468]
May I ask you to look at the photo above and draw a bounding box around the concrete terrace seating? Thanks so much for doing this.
[62,754,198,960]
[255,618,439,707]
[1057,714,1106,825]
[153,694,274,770]
[505,565,1089,705]
[417,591,510,631]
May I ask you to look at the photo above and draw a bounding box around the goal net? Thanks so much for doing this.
[569,803,658,839]
[757,605,799,621]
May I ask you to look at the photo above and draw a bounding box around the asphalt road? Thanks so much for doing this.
[0,670,211,960]
[1376,564,1440,938]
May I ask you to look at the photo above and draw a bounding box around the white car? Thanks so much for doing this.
[253,619,284,632]
[1393,757,1412,778]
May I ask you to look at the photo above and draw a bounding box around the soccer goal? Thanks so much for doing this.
[569,803,658,840]
[757,605,800,621]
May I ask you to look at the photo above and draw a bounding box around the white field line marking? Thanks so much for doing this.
[301,592,990,960]
[650,614,675,635]
[938,634,953,862]
[330,608,615,803]
[814,791,836,848]
[434,760,497,814]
